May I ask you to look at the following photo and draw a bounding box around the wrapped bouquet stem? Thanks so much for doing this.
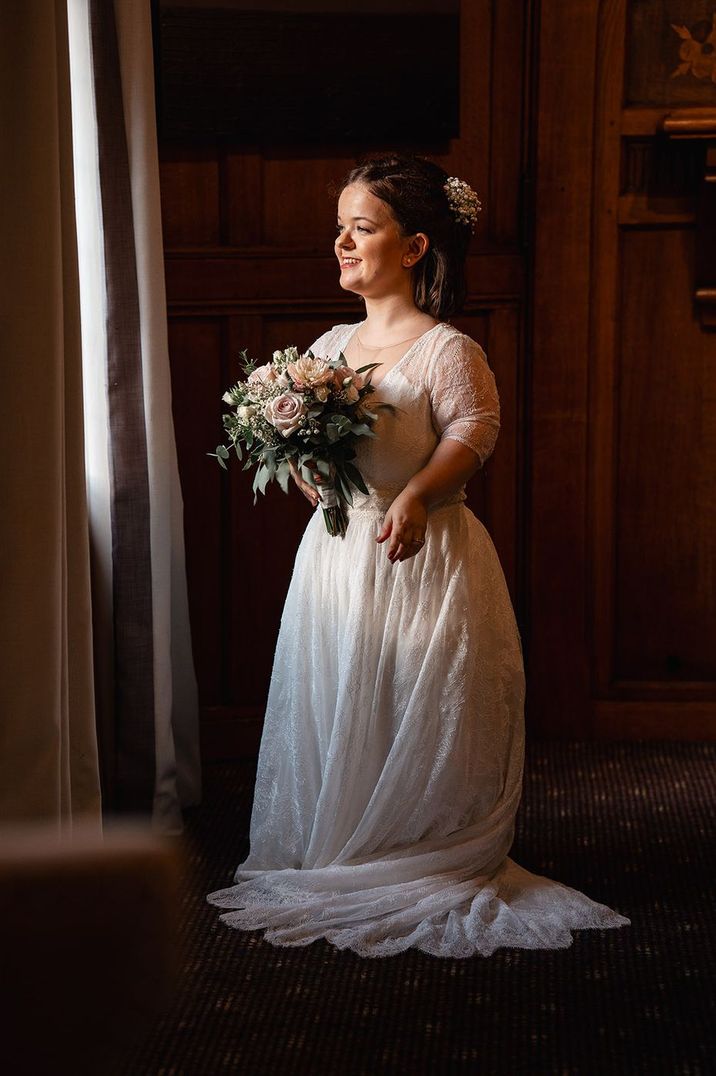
[313,460,349,537]
[209,345,395,537]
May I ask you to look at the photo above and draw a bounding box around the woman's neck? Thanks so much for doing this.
[361,295,437,338]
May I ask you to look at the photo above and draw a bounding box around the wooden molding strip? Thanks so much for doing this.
[593,700,716,740]
[165,252,525,305]
[621,107,716,137]
[621,107,670,136]
[661,108,716,139]
[617,193,695,226]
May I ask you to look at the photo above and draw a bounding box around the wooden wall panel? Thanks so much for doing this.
[159,150,221,246]
[616,228,716,684]
[529,0,598,730]
[261,157,352,247]
[533,0,716,738]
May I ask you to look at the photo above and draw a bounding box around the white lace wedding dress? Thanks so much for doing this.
[206,320,631,958]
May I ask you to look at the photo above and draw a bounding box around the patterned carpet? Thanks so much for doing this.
[122,741,714,1075]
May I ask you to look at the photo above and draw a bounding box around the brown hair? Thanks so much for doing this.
[329,152,473,320]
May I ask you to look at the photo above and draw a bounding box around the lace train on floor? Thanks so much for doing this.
[206,856,631,959]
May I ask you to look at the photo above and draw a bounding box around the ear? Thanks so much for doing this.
[408,232,430,263]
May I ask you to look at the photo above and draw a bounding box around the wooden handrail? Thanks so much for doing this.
[661,109,716,139]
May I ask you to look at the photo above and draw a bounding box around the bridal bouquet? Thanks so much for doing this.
[209,345,392,537]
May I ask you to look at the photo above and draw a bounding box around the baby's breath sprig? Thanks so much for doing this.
[443,176,483,233]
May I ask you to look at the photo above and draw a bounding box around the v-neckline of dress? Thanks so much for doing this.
[345,320,446,390]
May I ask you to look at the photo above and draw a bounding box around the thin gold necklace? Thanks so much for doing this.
[355,329,423,352]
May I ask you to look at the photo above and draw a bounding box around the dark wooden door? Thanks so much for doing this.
[529,0,716,737]
[157,0,532,758]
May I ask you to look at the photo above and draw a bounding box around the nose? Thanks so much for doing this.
[336,230,354,253]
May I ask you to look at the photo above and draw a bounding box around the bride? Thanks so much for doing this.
[206,153,631,958]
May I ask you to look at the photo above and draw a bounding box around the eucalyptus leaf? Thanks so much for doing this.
[300,465,318,490]
[208,451,228,471]
[334,468,353,507]
[257,464,271,496]
[344,461,368,493]
[264,451,277,479]
[276,460,290,494]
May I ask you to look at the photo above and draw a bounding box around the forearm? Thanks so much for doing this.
[403,437,482,510]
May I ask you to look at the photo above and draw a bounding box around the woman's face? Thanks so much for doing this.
[334,183,426,299]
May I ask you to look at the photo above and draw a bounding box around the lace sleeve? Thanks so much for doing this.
[428,334,500,467]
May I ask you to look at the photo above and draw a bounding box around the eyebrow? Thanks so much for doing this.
[336,216,378,225]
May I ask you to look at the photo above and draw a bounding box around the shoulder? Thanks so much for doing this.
[307,321,360,356]
[427,325,491,383]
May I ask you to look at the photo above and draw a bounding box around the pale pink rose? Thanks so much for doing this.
[247,362,278,386]
[286,355,334,390]
[332,366,365,391]
[264,392,306,437]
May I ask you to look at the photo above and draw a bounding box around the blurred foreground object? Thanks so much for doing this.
[0,819,183,1076]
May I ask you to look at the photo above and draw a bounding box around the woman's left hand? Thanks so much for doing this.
[376,491,428,563]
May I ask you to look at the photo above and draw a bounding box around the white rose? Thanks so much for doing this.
[264,392,307,437]
[247,363,277,386]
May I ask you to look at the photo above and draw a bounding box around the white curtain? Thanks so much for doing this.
[68,0,201,833]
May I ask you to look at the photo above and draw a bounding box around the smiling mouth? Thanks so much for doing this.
[340,258,361,267]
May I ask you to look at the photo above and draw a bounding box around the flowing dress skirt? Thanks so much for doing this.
[206,500,630,958]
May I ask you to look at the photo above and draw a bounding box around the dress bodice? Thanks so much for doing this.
[307,320,501,513]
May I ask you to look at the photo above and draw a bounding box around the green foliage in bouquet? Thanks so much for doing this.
[208,346,396,527]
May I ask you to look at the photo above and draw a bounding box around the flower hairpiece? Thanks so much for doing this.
[443,176,483,232]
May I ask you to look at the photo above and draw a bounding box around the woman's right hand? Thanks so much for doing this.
[288,458,322,507]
